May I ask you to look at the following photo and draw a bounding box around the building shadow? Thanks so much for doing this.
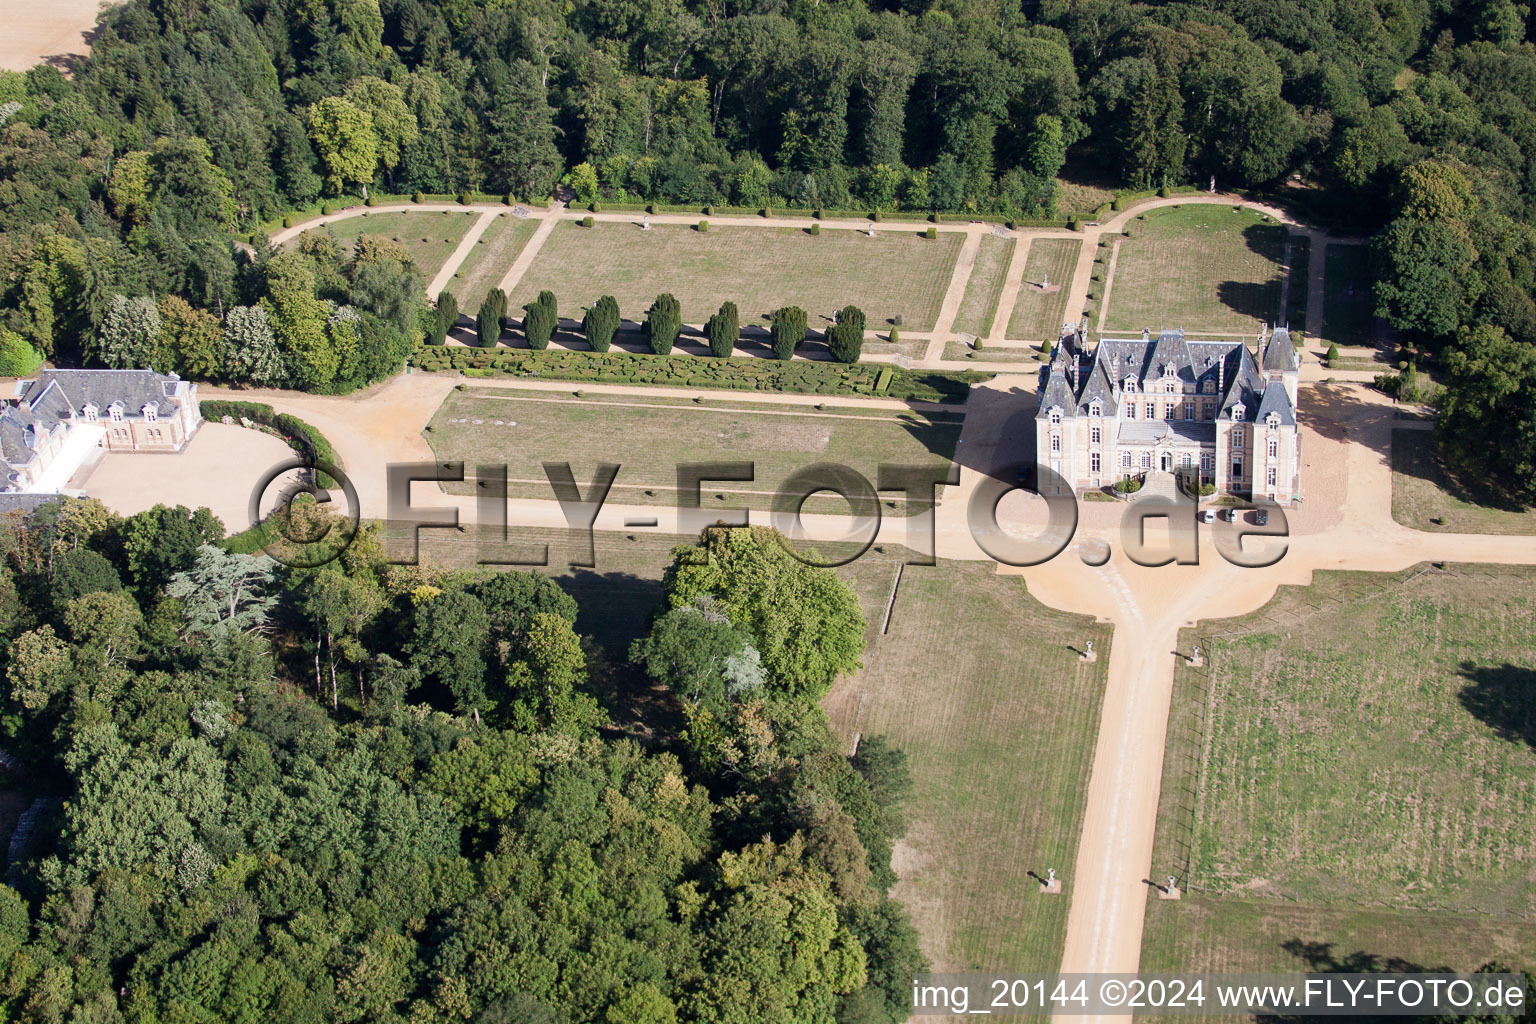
[1457,661,1536,750]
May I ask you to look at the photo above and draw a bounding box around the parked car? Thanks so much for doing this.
[1220,507,1239,523]
[1200,509,1217,524]
[1253,508,1269,526]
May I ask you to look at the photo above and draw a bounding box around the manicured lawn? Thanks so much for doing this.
[1006,238,1079,341]
[1322,244,1377,347]
[507,220,963,330]
[824,564,1112,974]
[1391,429,1536,535]
[1284,234,1310,332]
[423,389,963,515]
[951,234,1014,338]
[942,340,1041,363]
[295,209,481,278]
[441,213,540,311]
[1154,564,1536,920]
[1101,205,1288,334]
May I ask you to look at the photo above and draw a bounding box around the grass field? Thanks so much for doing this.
[1101,206,1288,334]
[942,340,1041,362]
[1160,564,1536,918]
[824,564,1112,975]
[297,210,481,278]
[952,234,1014,338]
[1392,430,1536,535]
[1006,239,1080,341]
[1323,244,1377,347]
[507,221,964,330]
[1284,235,1310,332]
[423,388,963,514]
[442,213,540,311]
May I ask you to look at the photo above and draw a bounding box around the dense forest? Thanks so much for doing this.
[1,0,1536,463]
[0,500,923,1023]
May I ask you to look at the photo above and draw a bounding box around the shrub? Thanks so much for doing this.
[428,291,459,345]
[476,299,502,348]
[809,223,821,236]
[1199,482,1216,496]
[1041,337,1054,359]
[581,215,595,227]
[827,322,863,363]
[814,208,824,219]
[646,203,656,214]
[761,207,771,217]
[870,210,882,222]
[889,327,900,344]
[321,202,335,215]
[704,204,715,215]
[590,200,602,212]
[283,215,294,228]
[1398,360,1409,371]
[412,192,424,203]
[836,305,866,333]
[1157,186,1170,198]
[523,290,558,350]
[924,226,937,239]
[645,293,681,354]
[706,301,738,358]
[770,306,807,360]
[1326,342,1341,366]
[1005,220,1016,230]
[698,220,709,232]
[504,192,515,205]
[583,295,620,352]
[1111,198,1122,211]
[1068,218,1082,231]
[0,331,43,377]
[365,194,378,207]
[457,192,471,205]
[1113,476,1143,494]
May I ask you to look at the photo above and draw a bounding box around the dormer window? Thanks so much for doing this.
[1048,407,1062,425]
[1088,401,1102,418]
[1266,412,1280,428]
[109,404,123,423]
[1232,406,1245,422]
[1202,380,1215,395]
[1124,376,1137,393]
[83,405,98,422]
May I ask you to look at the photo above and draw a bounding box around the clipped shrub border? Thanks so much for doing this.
[201,400,342,471]
[409,346,987,404]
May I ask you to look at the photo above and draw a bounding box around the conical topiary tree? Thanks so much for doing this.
[645,293,681,354]
[523,289,558,349]
[770,306,807,360]
[706,301,738,357]
[583,295,620,352]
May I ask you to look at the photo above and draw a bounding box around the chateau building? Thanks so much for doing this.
[0,369,202,493]
[1035,323,1301,503]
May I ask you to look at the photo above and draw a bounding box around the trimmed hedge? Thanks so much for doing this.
[409,346,985,403]
[201,400,342,472]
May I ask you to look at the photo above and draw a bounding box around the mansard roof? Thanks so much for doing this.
[1256,379,1297,426]
[1262,327,1299,373]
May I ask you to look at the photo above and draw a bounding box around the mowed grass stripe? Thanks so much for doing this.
[424,389,961,511]
[951,234,1014,338]
[506,220,963,330]
[446,214,541,311]
[1006,238,1080,341]
[1103,206,1288,335]
[826,564,1111,973]
[297,209,480,278]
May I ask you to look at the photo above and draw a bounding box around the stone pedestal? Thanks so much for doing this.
[1040,879,1062,895]
[1189,654,1203,667]
[1160,885,1182,900]
[1082,650,1097,663]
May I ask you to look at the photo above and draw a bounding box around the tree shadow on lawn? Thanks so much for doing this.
[1256,941,1436,1024]
[1457,661,1536,750]
[1390,429,1533,515]
[1213,223,1291,326]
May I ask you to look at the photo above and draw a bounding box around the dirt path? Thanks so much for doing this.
[495,205,564,296]
[427,210,499,298]
[987,237,1032,346]
[1,0,106,71]
[921,226,986,363]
